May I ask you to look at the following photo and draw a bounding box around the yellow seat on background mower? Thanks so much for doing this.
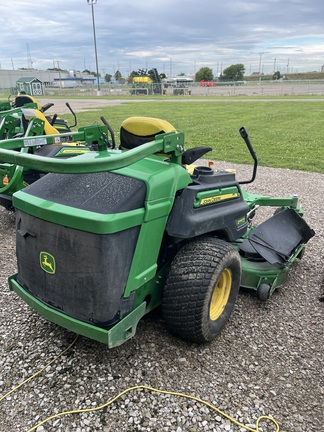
[120,116,176,150]
[22,108,59,136]
[35,110,59,135]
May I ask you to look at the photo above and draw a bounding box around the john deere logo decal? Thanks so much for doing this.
[40,252,56,274]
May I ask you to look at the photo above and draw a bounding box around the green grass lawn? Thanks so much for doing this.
[64,100,323,173]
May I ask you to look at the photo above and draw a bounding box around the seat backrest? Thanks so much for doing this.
[15,95,42,110]
[120,116,176,150]
[22,108,59,136]
[35,110,59,135]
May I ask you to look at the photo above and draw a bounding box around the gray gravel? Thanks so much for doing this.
[0,162,323,432]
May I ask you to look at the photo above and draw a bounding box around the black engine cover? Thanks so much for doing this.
[166,167,249,241]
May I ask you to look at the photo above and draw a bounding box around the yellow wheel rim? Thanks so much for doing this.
[209,268,232,321]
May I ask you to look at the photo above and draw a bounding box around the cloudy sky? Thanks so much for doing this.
[0,0,323,77]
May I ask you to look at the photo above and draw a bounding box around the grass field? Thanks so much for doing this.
[65,100,323,173]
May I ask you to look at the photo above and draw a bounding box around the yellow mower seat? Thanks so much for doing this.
[120,116,176,150]
[35,110,59,135]
[22,108,59,135]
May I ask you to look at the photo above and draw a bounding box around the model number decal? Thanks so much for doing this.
[200,193,239,206]
[60,149,89,154]
[235,216,246,227]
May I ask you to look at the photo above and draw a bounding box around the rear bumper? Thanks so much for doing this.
[8,274,146,348]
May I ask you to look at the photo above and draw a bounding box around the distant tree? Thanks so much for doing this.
[220,64,245,81]
[115,70,122,82]
[195,67,213,82]
[272,70,281,80]
[82,69,100,77]
[127,70,139,84]
[177,72,186,76]
[104,73,112,83]
[47,67,66,72]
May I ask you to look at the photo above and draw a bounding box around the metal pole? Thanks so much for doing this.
[87,0,100,93]
[258,52,264,75]
[56,60,62,88]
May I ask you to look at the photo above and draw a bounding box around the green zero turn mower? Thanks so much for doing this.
[0,93,77,135]
[0,117,314,347]
[0,105,110,210]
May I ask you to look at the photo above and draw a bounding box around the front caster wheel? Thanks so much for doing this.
[257,283,271,301]
[162,237,241,344]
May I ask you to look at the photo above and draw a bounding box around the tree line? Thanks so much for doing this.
[76,65,284,83]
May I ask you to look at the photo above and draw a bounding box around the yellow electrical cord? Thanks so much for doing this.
[26,385,280,432]
[0,335,79,403]
[1,335,280,432]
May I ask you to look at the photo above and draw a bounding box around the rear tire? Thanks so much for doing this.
[162,237,241,343]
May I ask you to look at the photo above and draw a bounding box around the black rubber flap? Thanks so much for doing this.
[240,209,315,267]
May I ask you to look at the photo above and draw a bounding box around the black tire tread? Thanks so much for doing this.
[163,237,241,343]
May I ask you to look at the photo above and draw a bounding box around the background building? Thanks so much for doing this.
[0,69,96,92]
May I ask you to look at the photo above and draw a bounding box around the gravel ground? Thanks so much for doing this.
[0,162,323,432]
